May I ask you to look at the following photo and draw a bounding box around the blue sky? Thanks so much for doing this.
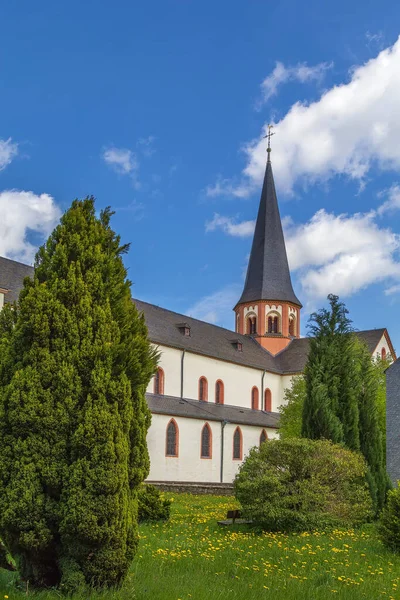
[1,1,400,351]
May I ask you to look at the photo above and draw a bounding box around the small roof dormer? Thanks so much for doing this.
[176,322,191,337]
[230,339,243,352]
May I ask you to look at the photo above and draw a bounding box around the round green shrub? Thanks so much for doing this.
[138,484,171,523]
[234,438,373,532]
[378,484,400,551]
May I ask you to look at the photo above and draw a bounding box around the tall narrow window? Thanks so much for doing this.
[268,316,273,333]
[215,380,224,404]
[289,316,295,336]
[166,419,178,457]
[267,313,280,334]
[246,314,257,335]
[201,423,212,458]
[199,377,208,401]
[264,388,272,412]
[382,347,387,360]
[154,367,165,395]
[251,386,259,410]
[233,427,243,460]
[260,429,268,446]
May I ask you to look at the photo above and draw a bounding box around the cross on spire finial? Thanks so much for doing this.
[264,124,275,162]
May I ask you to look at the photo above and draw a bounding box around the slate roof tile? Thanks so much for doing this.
[0,256,34,303]
[147,392,280,428]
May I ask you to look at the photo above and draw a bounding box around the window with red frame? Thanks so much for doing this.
[233,427,242,460]
[215,380,224,404]
[264,388,272,412]
[201,423,212,458]
[166,420,178,457]
[251,386,259,410]
[154,368,164,395]
[199,377,208,401]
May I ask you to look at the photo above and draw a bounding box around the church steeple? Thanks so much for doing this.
[234,128,301,355]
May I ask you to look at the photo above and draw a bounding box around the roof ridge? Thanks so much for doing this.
[0,255,33,269]
[133,297,249,340]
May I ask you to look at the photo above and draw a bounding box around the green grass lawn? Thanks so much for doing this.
[1,492,400,599]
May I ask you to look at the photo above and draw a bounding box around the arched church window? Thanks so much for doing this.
[166,419,178,457]
[260,429,268,446]
[201,423,212,458]
[199,377,208,401]
[215,380,224,404]
[251,386,259,410]
[289,316,296,337]
[382,347,387,361]
[233,427,243,460]
[154,367,165,395]
[247,314,257,335]
[267,312,280,334]
[264,388,272,412]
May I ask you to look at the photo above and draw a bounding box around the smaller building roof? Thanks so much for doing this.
[146,392,280,428]
[275,328,392,374]
[0,256,34,303]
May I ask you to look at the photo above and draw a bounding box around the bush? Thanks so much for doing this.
[378,485,400,551]
[138,484,171,523]
[234,438,373,532]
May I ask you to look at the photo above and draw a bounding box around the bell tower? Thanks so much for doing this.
[234,126,302,355]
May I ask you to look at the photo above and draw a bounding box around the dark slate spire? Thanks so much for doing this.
[238,145,302,307]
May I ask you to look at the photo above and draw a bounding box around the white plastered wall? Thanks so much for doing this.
[182,350,282,411]
[372,334,392,360]
[147,344,284,411]
[146,345,183,397]
[0,293,4,311]
[146,413,278,483]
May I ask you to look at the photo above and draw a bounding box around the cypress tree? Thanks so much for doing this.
[0,198,157,589]
[356,338,388,511]
[302,294,356,443]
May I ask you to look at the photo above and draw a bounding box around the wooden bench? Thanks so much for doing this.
[217,509,252,526]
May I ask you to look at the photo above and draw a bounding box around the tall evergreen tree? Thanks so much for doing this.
[302,294,388,512]
[0,198,157,589]
[356,338,388,511]
[302,294,357,445]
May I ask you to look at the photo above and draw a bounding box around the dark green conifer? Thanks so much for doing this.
[356,338,388,511]
[0,198,157,589]
[302,294,354,443]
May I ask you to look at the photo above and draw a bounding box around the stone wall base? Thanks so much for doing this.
[146,480,234,496]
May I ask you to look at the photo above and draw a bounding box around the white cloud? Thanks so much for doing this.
[257,60,332,107]
[187,284,241,326]
[0,190,61,263]
[377,184,400,215]
[103,146,140,188]
[366,31,384,47]
[210,36,400,197]
[206,197,400,302]
[0,138,18,171]
[206,214,255,238]
[206,177,251,199]
[285,209,400,299]
[137,136,156,157]
[385,284,400,296]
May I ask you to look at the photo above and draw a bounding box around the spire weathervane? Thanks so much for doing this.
[264,124,275,162]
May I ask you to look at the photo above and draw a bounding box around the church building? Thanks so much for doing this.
[0,147,395,485]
